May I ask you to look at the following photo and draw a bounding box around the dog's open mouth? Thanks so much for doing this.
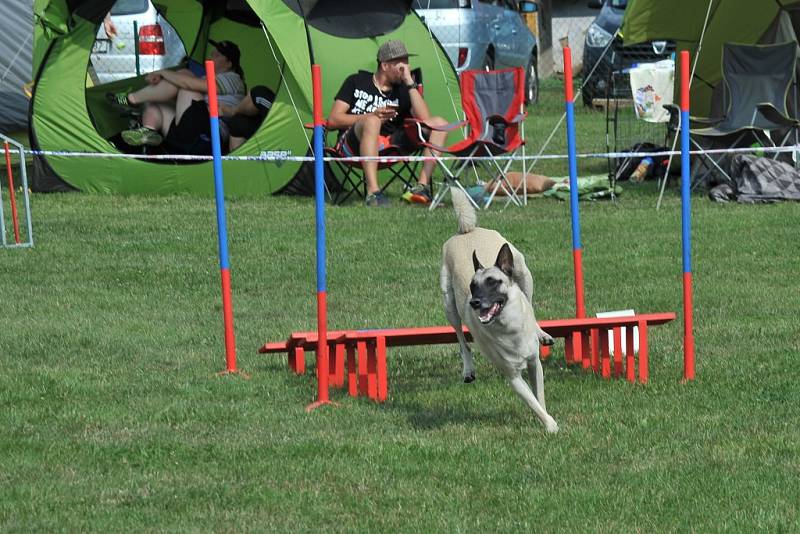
[478,301,504,324]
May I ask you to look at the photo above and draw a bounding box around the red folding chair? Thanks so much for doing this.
[407,66,528,209]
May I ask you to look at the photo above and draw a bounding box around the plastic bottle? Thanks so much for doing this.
[630,156,653,182]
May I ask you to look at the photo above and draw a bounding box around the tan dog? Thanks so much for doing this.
[440,188,558,433]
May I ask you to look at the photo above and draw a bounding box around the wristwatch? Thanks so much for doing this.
[406,82,418,90]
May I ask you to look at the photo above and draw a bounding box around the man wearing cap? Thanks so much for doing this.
[113,40,245,149]
[327,39,449,207]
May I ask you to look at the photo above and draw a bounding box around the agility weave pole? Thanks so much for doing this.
[205,60,239,376]
[679,50,696,381]
[0,134,33,249]
[306,64,332,411]
[563,47,586,321]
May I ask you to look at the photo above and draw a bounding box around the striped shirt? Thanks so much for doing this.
[205,70,245,110]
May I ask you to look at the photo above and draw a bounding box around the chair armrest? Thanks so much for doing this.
[757,102,799,127]
[403,119,462,153]
[690,116,723,126]
[663,103,721,126]
[404,117,467,132]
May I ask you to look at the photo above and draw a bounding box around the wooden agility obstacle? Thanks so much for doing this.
[258,313,676,403]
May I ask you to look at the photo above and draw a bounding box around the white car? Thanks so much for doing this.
[413,0,540,104]
[90,0,186,85]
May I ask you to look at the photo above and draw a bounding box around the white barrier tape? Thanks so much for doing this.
[25,144,800,164]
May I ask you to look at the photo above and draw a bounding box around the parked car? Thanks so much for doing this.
[412,0,540,104]
[581,0,674,106]
[90,0,185,85]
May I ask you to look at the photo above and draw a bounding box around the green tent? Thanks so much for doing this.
[621,0,800,117]
[30,0,461,195]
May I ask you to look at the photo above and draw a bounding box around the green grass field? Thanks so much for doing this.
[1,80,799,531]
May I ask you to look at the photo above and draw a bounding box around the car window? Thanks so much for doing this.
[610,0,627,7]
[110,0,149,16]
[412,0,460,7]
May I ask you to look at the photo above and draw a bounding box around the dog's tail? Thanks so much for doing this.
[451,187,477,234]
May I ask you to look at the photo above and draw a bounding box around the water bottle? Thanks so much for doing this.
[630,156,653,182]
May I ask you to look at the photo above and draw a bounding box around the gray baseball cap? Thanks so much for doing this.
[377,40,417,62]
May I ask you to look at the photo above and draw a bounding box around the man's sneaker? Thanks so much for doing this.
[106,92,139,114]
[121,127,163,147]
[403,183,432,205]
[365,191,390,207]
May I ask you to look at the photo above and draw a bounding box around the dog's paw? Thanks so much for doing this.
[539,332,555,347]
[463,372,475,384]
[544,418,559,434]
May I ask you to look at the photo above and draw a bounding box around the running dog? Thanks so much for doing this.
[440,188,558,433]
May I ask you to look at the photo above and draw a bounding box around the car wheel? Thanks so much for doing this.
[525,55,538,105]
[482,50,495,72]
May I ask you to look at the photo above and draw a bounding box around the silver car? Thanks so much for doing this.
[413,0,540,103]
[90,0,185,85]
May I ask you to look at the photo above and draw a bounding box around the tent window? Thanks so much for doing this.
[282,0,411,38]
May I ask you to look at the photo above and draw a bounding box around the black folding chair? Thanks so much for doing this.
[682,41,800,185]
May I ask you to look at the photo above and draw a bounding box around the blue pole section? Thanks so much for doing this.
[210,112,230,269]
[566,101,581,251]
[681,109,691,273]
[315,123,326,289]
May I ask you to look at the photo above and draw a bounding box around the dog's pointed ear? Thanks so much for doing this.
[494,243,514,277]
[472,250,484,272]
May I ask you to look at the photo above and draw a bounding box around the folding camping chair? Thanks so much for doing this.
[680,41,800,186]
[407,66,528,210]
[320,69,424,205]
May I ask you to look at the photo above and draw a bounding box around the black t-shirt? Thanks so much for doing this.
[334,71,412,135]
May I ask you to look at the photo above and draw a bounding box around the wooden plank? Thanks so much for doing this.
[258,313,677,353]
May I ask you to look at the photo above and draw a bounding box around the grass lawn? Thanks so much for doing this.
[1,79,798,531]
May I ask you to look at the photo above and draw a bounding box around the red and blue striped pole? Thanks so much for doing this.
[205,60,238,374]
[4,142,21,244]
[307,64,331,410]
[563,47,586,319]
[679,50,695,380]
